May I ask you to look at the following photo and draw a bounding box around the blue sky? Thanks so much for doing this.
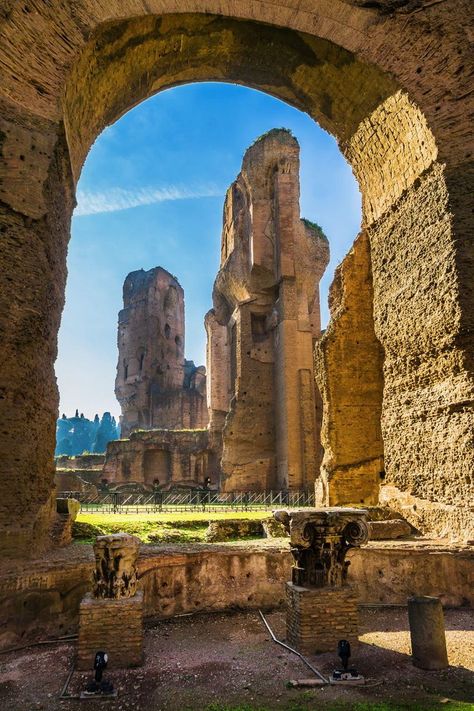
[56,82,361,419]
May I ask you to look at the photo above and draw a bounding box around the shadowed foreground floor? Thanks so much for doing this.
[0,608,472,711]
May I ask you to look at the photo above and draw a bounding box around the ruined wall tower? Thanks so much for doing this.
[115,267,208,437]
[207,129,329,491]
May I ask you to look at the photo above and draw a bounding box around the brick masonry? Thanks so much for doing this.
[286,583,359,655]
[77,591,144,670]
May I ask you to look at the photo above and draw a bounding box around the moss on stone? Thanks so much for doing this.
[301,217,328,241]
[251,127,296,147]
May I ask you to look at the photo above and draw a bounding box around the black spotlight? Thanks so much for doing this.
[338,639,351,670]
[330,639,364,684]
[83,650,115,697]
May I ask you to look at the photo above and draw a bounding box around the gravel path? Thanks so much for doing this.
[0,608,472,710]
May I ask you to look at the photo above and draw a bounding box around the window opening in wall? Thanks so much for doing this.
[251,313,268,343]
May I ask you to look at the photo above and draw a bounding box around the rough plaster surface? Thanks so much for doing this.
[315,231,384,506]
[0,2,472,554]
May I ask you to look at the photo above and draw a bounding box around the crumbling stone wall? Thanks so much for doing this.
[0,3,472,555]
[115,267,208,437]
[103,429,214,489]
[55,453,104,494]
[208,129,329,491]
[315,231,384,506]
[1,541,473,650]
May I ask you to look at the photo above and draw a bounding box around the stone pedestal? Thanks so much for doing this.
[77,591,144,670]
[286,582,358,654]
[276,508,368,656]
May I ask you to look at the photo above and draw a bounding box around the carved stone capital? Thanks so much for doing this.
[92,533,140,599]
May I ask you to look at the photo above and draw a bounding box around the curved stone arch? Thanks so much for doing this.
[0,3,472,555]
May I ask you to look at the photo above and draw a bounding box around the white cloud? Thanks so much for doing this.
[74,184,223,216]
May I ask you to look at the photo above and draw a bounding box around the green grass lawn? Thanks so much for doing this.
[202,703,473,711]
[78,510,269,524]
[74,510,271,544]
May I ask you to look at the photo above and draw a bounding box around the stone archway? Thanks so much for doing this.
[0,2,472,555]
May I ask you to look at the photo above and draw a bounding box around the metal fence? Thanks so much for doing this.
[58,489,315,514]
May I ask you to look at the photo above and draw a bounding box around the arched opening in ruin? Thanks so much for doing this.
[0,7,472,557]
[59,79,361,496]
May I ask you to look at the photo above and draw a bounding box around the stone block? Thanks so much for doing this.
[368,519,413,540]
[77,591,144,670]
[286,583,359,655]
[56,497,80,520]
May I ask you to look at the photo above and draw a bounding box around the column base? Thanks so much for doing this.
[286,582,359,655]
[77,591,143,670]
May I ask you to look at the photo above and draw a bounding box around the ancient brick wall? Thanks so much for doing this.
[286,583,359,654]
[1,541,472,651]
[315,231,384,506]
[208,129,329,491]
[103,429,213,489]
[115,267,208,437]
[77,592,143,669]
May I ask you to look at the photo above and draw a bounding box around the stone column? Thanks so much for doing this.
[78,533,144,669]
[408,596,448,670]
[205,309,231,436]
[275,508,368,654]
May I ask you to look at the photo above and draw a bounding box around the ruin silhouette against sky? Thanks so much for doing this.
[56,82,361,418]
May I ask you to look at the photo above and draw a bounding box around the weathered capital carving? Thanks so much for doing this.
[273,508,368,589]
[92,533,140,599]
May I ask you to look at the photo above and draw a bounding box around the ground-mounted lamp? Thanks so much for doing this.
[81,650,116,698]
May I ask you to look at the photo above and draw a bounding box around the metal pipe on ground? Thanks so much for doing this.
[258,610,328,684]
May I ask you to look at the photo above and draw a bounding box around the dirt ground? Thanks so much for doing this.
[0,608,472,711]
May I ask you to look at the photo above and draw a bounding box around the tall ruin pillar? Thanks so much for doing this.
[208,129,329,491]
[272,164,328,490]
[205,310,231,466]
[115,267,208,437]
[0,124,75,557]
[314,231,384,506]
[205,309,231,436]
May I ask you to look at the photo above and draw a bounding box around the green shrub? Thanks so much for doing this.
[72,520,104,539]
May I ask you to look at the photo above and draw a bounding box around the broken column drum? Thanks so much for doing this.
[78,534,144,669]
[407,596,449,670]
[275,508,368,654]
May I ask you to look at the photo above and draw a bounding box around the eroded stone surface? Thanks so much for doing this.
[1,539,473,651]
[208,129,329,491]
[116,267,208,437]
[103,428,214,489]
[0,3,472,555]
[274,507,369,588]
[314,231,384,507]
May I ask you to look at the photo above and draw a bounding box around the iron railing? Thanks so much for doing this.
[57,489,315,514]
